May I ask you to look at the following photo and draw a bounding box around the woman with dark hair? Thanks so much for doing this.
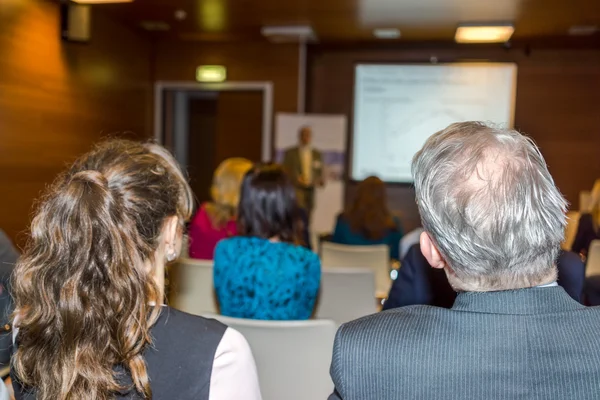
[11,140,261,400]
[213,164,321,320]
[331,176,403,260]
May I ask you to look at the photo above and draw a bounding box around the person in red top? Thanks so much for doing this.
[188,158,253,260]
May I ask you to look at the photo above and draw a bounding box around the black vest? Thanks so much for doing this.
[13,307,227,400]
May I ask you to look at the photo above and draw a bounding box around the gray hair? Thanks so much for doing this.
[412,122,567,290]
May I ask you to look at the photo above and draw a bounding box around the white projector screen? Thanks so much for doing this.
[351,63,517,183]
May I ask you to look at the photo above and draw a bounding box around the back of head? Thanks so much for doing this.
[237,163,301,244]
[412,122,567,291]
[209,157,253,228]
[13,140,193,400]
[345,176,395,240]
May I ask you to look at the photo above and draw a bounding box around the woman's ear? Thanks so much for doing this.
[163,215,181,259]
[419,231,447,270]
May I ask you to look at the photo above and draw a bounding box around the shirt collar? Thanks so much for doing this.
[537,281,558,288]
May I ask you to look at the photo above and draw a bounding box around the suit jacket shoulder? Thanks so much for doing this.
[330,289,600,400]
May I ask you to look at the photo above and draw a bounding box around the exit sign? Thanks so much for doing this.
[196,65,227,82]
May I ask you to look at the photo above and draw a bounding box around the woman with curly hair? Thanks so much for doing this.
[10,140,261,400]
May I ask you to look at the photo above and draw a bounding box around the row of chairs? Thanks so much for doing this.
[168,245,389,400]
[168,258,378,326]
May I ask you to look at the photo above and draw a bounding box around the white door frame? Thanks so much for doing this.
[154,81,274,162]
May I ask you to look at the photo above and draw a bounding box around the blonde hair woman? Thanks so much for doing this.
[188,158,253,259]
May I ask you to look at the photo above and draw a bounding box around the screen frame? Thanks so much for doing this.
[348,61,518,185]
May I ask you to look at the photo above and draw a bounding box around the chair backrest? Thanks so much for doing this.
[168,258,217,315]
[400,228,424,260]
[321,242,391,297]
[563,211,581,251]
[315,268,377,326]
[586,240,600,277]
[205,314,336,400]
[580,190,592,212]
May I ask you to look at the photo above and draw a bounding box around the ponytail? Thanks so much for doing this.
[13,140,191,400]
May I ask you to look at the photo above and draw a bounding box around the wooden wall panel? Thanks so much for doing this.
[307,45,600,232]
[0,0,152,245]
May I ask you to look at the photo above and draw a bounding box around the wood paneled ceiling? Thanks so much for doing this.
[103,0,600,43]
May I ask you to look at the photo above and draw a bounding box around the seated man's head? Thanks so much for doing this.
[413,122,567,292]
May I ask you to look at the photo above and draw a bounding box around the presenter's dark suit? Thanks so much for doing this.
[329,286,600,400]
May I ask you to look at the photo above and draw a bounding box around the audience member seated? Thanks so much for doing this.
[331,176,403,260]
[328,122,600,400]
[11,140,261,400]
[0,229,19,382]
[571,180,600,258]
[214,163,320,320]
[384,245,586,310]
[188,157,253,259]
[383,243,456,309]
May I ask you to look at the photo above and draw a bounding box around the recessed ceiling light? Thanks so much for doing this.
[568,25,599,36]
[72,0,133,3]
[455,23,514,43]
[373,28,401,39]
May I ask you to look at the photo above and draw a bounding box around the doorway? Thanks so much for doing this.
[155,82,273,203]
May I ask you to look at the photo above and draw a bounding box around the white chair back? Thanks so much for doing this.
[586,240,600,277]
[562,211,580,251]
[180,235,190,258]
[580,191,592,213]
[400,228,424,260]
[205,315,336,400]
[168,258,217,315]
[321,242,391,297]
[315,268,377,325]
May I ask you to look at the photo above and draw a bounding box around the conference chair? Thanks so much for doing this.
[321,242,391,297]
[580,190,592,213]
[315,268,377,326]
[586,240,600,277]
[563,211,581,251]
[168,258,217,315]
[400,227,424,260]
[204,314,336,400]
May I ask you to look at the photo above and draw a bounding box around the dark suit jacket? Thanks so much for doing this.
[383,245,585,310]
[329,286,600,400]
[571,213,599,256]
[382,243,456,310]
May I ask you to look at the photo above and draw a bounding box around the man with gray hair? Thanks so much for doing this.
[328,122,600,400]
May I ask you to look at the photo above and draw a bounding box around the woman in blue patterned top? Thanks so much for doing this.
[214,163,321,320]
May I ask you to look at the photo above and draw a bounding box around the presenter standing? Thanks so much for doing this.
[283,126,324,216]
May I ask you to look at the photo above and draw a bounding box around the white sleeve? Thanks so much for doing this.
[209,328,262,400]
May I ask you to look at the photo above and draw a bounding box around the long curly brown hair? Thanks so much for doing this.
[12,140,193,400]
[344,176,397,240]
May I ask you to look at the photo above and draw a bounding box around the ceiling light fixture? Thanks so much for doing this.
[373,28,401,39]
[455,23,514,43]
[71,0,133,4]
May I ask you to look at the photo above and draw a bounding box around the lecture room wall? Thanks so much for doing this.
[0,0,153,245]
[308,44,600,232]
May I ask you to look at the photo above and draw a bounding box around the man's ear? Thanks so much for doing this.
[420,231,447,270]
